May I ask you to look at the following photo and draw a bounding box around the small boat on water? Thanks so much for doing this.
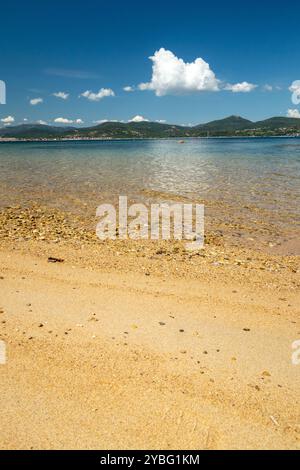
[178,140,185,144]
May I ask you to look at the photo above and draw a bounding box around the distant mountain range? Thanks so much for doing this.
[1,115,300,140]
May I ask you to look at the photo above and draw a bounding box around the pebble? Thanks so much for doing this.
[48,257,64,263]
[262,370,271,377]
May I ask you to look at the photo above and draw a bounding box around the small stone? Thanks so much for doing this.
[48,257,64,263]
[262,370,271,377]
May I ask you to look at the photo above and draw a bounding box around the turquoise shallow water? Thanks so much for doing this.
[0,137,299,230]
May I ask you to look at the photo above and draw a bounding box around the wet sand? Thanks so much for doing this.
[0,205,299,449]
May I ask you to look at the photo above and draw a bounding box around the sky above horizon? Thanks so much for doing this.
[1,0,300,127]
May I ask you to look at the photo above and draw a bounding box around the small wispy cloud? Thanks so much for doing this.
[93,119,123,124]
[123,86,134,92]
[224,82,257,93]
[30,97,43,106]
[262,84,273,92]
[44,68,99,79]
[53,91,69,100]
[80,88,115,101]
[36,120,47,125]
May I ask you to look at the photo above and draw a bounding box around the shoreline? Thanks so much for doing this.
[1,135,300,143]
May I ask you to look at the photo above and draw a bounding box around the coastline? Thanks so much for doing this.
[1,135,300,143]
[0,204,299,449]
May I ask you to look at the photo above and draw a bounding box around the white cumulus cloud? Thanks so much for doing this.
[123,86,134,92]
[287,108,300,118]
[54,117,73,124]
[54,117,83,124]
[53,91,69,100]
[128,115,149,122]
[289,80,300,105]
[224,82,257,93]
[1,115,15,123]
[80,88,115,101]
[30,98,43,105]
[138,48,220,96]
[36,120,47,125]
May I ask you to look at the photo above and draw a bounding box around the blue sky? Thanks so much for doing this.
[0,0,299,126]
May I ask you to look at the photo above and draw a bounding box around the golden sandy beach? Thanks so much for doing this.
[0,205,299,449]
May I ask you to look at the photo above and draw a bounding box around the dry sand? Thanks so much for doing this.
[0,205,299,449]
